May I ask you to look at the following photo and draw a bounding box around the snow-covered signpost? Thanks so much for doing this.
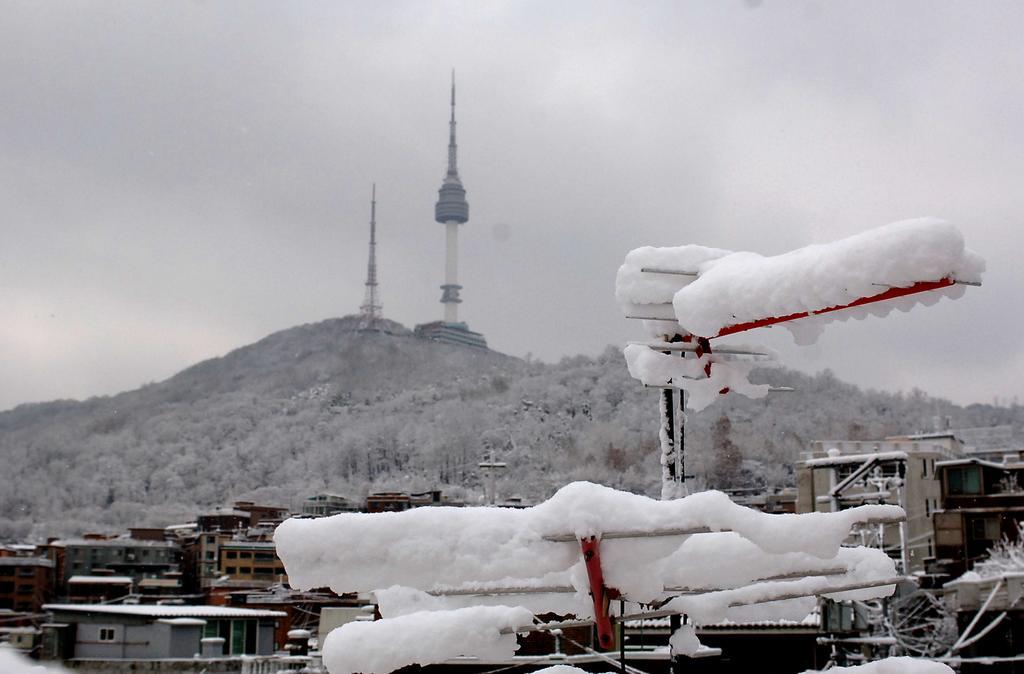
[274,219,978,674]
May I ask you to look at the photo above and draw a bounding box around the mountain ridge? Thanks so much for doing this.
[1,315,1021,540]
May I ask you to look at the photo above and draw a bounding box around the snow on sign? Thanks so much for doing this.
[275,482,905,674]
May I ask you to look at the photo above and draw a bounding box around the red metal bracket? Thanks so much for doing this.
[580,535,618,650]
[712,277,956,338]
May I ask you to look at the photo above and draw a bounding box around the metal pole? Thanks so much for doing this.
[619,599,626,673]
[659,334,686,500]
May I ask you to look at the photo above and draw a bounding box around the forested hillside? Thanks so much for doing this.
[1,315,1021,540]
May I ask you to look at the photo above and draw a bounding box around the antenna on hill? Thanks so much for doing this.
[358,183,383,332]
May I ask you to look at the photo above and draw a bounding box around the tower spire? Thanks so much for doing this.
[447,70,458,177]
[359,183,382,331]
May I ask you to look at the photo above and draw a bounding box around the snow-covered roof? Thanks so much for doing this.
[935,457,1024,470]
[156,618,206,626]
[626,612,820,630]
[50,538,177,548]
[802,451,908,467]
[0,557,52,567]
[68,575,132,584]
[200,509,250,518]
[43,604,286,619]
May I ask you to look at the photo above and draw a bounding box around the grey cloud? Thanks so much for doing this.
[2,0,1022,410]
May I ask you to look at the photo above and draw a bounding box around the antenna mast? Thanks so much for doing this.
[359,183,382,331]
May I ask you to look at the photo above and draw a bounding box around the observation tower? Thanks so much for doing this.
[415,73,487,349]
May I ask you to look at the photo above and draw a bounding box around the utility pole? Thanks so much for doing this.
[478,452,507,505]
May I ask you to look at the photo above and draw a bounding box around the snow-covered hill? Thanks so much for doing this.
[0,315,1020,539]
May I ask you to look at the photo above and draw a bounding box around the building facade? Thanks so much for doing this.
[797,434,963,573]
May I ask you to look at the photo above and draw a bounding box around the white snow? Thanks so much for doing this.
[802,451,909,467]
[0,648,68,673]
[276,482,901,601]
[276,482,903,673]
[531,667,603,674]
[669,624,701,656]
[624,344,769,411]
[616,219,983,340]
[320,604,534,674]
[801,657,954,673]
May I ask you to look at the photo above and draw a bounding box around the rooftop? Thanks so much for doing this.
[802,451,908,467]
[50,538,178,548]
[0,557,53,567]
[43,604,286,619]
[68,575,133,584]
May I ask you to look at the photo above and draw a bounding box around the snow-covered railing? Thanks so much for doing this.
[275,482,906,674]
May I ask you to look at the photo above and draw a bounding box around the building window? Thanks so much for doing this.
[226,551,237,559]
[205,551,215,560]
[240,567,252,574]
[99,628,116,642]
[922,459,928,478]
[226,567,237,574]
[948,467,982,495]
[970,517,1000,541]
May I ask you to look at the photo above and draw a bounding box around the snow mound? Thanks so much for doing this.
[0,648,69,672]
[276,483,903,673]
[321,605,533,674]
[801,656,954,673]
[276,482,901,601]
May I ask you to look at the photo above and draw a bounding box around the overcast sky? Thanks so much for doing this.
[2,1,1022,411]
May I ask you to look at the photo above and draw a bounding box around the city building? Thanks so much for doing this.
[41,603,285,660]
[0,556,53,614]
[66,576,133,604]
[365,489,449,513]
[46,537,180,592]
[797,434,963,573]
[216,541,287,589]
[932,456,1024,576]
[302,492,359,518]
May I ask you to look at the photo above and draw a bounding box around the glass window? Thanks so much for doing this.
[949,467,982,495]
[226,551,237,559]
[971,517,1000,540]
[231,620,245,655]
[99,628,116,642]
